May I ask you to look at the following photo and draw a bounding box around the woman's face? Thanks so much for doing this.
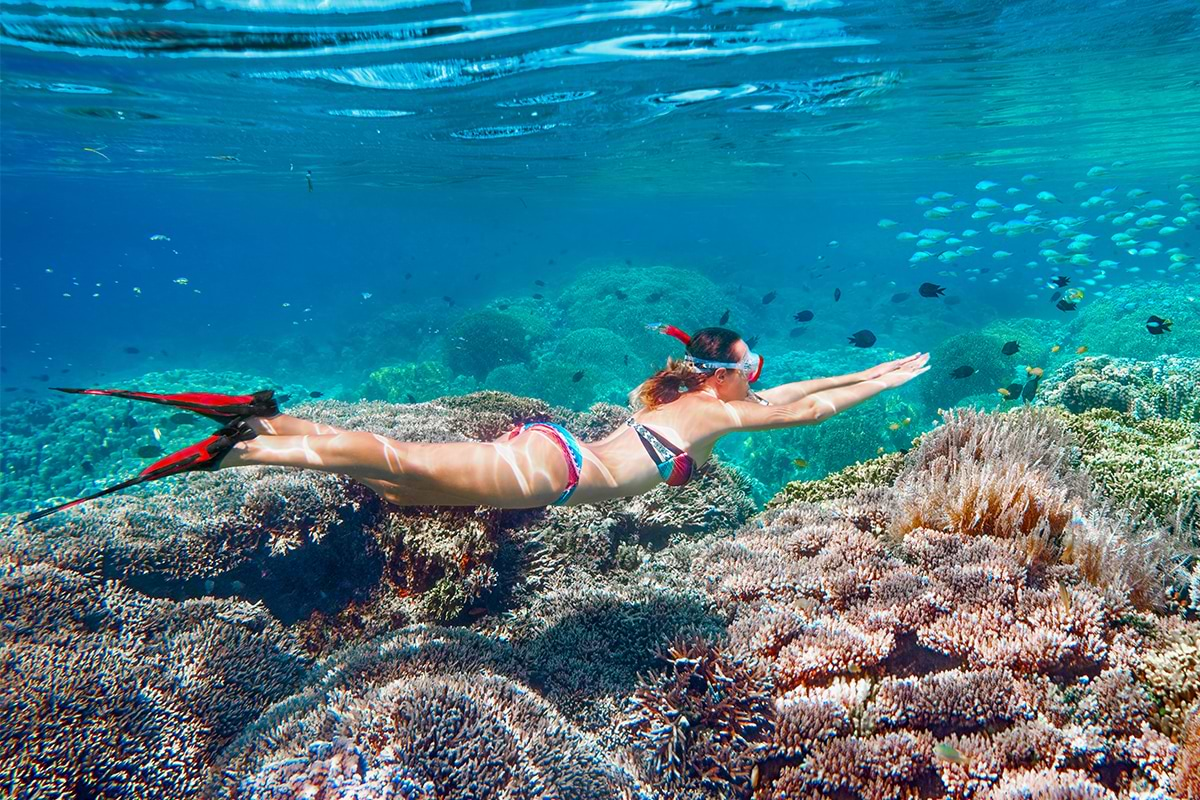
[709,339,751,401]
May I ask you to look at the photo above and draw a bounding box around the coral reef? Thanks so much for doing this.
[1039,355,1200,421]
[443,308,537,380]
[359,360,463,403]
[766,451,907,508]
[921,332,1018,411]
[220,625,649,800]
[1069,282,1200,361]
[0,561,307,799]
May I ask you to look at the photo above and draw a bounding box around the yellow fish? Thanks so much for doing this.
[934,743,971,767]
[889,422,900,431]
[997,387,1011,397]
[793,458,808,469]
[152,427,162,442]
[1051,344,1061,353]
[1026,366,1044,377]
[1058,580,1072,612]
[876,446,886,455]
[1076,346,1088,354]
[902,417,911,426]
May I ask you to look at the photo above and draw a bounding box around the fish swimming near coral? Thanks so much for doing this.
[847,329,876,348]
[950,366,975,379]
[1146,315,1172,335]
[719,309,730,324]
[572,370,584,382]
[1056,299,1077,312]
[833,288,842,302]
[919,282,945,298]
[762,291,777,305]
[1001,340,1020,356]
[934,743,971,767]
[794,310,814,322]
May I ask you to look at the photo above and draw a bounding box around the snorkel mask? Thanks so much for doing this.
[647,323,764,383]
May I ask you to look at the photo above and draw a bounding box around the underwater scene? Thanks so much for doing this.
[2,0,1200,797]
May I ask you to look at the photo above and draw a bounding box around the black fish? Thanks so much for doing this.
[1056,299,1078,312]
[646,291,664,303]
[123,346,140,354]
[794,310,814,322]
[950,365,975,379]
[306,170,313,193]
[890,293,910,303]
[1146,315,1173,335]
[615,289,628,300]
[535,280,545,287]
[3,387,16,392]
[443,296,455,305]
[32,374,49,381]
[745,335,760,349]
[719,309,730,325]
[762,291,777,305]
[1021,376,1040,401]
[277,394,293,404]
[309,391,323,398]
[406,393,416,403]
[532,293,544,300]
[80,460,94,474]
[1053,275,1071,287]
[136,445,164,458]
[624,354,629,365]
[168,412,196,425]
[1003,382,1023,401]
[848,329,876,348]
[61,368,70,373]
[1001,340,1020,356]
[919,283,945,298]
[496,303,510,311]
[833,288,842,302]
[572,370,585,383]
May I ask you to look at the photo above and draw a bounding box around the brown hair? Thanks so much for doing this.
[632,327,743,409]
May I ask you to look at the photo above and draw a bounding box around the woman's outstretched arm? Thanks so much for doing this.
[716,353,930,433]
[754,353,926,405]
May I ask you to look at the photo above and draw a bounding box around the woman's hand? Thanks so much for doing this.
[859,352,928,382]
[871,352,930,388]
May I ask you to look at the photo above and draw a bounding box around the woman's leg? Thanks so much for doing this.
[243,413,350,437]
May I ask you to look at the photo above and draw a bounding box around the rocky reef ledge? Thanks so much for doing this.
[1,381,1198,798]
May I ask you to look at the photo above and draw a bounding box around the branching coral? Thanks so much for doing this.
[623,638,774,795]
[1038,355,1200,422]
[1137,617,1200,739]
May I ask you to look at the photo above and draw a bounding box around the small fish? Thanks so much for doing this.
[1058,580,1072,612]
[149,234,171,242]
[1146,315,1173,335]
[793,458,808,469]
[32,374,49,382]
[361,292,373,299]
[535,279,545,287]
[152,426,162,440]
[496,303,510,310]
[1056,299,1078,312]
[1052,275,1070,287]
[443,296,455,305]
[794,310,814,322]
[919,282,945,298]
[532,293,544,300]
[208,154,240,162]
[890,292,910,303]
[615,289,628,300]
[719,309,730,325]
[571,370,584,383]
[406,393,417,403]
[3,387,16,393]
[1001,340,1020,356]
[950,365,975,379]
[123,346,140,354]
[902,417,911,426]
[404,272,412,280]
[168,412,196,425]
[833,288,842,302]
[888,422,900,431]
[136,445,164,458]
[624,355,629,365]
[174,277,189,285]
[762,291,777,305]
[309,391,323,398]
[934,743,971,767]
[1075,346,1088,355]
[1050,345,1061,353]
[997,387,1011,397]
[848,329,876,348]
[745,335,760,349]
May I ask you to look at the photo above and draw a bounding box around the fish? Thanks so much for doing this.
[123,346,140,354]
[719,309,731,325]
[406,393,417,403]
[997,387,1011,397]
[624,355,630,365]
[833,288,842,302]
[3,387,17,392]
[534,280,545,287]
[950,366,975,379]
[309,391,323,398]
[848,329,876,348]
[1051,345,1061,353]
[902,417,911,426]
[1075,346,1088,354]
[1052,276,1071,287]
[1021,376,1041,401]
[1146,315,1173,335]
[1058,580,1072,612]
[136,445,164,458]
[975,180,998,191]
[1056,299,1078,312]
[1001,341,1020,356]
[1003,382,1023,399]
[361,292,372,300]
[615,289,628,300]
[888,422,900,431]
[762,291,777,305]
[443,296,455,305]
[168,412,196,425]
[404,272,412,280]
[149,234,171,242]
[793,458,808,469]
[789,327,808,338]
[794,310,814,322]
[572,370,584,383]
[306,170,313,192]
[919,282,946,298]
[745,335,760,349]
[934,743,971,767]
[890,292,910,303]
[32,374,49,381]
[1026,366,1044,377]
[1050,291,1062,303]
[532,293,543,300]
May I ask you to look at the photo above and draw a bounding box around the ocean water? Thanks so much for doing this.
[2,1,1200,797]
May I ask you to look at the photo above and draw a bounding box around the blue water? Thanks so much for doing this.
[2,0,1199,499]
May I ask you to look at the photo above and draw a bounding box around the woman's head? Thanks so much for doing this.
[632,326,757,409]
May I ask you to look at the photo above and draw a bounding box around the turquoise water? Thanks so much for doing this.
[1,1,1198,499]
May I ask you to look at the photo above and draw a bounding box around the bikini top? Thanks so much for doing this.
[626,418,696,487]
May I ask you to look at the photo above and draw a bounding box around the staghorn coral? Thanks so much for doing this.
[623,638,774,795]
[220,625,649,799]
[0,561,307,799]
[1137,617,1200,739]
[1037,355,1200,421]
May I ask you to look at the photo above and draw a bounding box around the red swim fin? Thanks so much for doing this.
[22,420,257,524]
[50,387,278,422]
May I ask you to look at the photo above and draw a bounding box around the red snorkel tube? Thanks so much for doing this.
[647,322,763,383]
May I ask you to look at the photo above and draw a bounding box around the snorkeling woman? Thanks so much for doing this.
[23,325,929,522]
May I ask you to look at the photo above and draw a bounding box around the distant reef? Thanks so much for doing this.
[1,360,1198,799]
